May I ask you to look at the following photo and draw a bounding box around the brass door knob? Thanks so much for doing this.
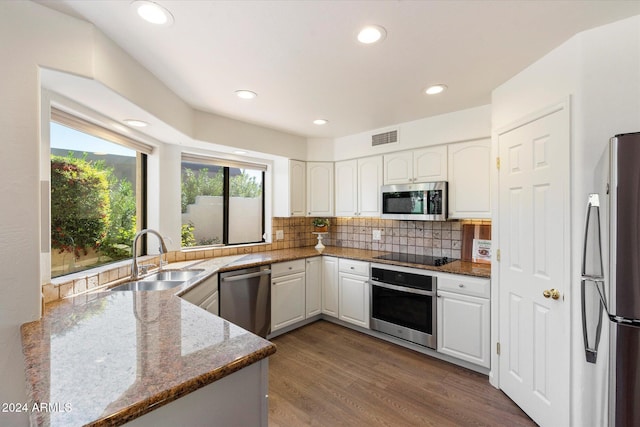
[543,288,561,300]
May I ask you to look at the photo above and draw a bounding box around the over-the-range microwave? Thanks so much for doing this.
[380,181,447,221]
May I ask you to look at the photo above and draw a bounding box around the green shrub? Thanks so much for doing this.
[51,154,110,257]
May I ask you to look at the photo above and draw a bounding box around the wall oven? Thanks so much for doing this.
[381,181,447,221]
[370,263,437,349]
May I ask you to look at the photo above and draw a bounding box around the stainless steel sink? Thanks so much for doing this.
[142,269,204,282]
[110,280,185,292]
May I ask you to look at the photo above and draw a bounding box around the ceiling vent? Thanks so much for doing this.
[371,129,398,147]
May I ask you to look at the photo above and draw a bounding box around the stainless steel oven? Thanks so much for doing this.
[370,263,437,349]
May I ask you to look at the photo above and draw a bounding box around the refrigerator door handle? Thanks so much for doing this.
[581,194,605,363]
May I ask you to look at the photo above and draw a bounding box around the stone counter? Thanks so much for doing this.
[21,287,275,426]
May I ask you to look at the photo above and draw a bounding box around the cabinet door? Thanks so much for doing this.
[357,156,383,217]
[321,257,339,318]
[448,139,491,218]
[272,272,306,331]
[437,290,490,367]
[334,160,358,217]
[383,151,413,184]
[201,291,219,316]
[414,146,447,182]
[289,160,306,216]
[305,257,322,317]
[339,272,370,329]
[306,162,334,216]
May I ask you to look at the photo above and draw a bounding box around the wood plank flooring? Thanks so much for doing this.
[269,320,536,427]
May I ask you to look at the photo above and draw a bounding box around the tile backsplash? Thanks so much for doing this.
[270,217,489,259]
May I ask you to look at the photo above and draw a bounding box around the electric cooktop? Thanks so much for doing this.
[374,253,457,267]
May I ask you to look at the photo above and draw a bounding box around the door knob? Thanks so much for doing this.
[543,288,561,300]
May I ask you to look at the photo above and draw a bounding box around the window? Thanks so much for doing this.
[181,154,265,247]
[50,110,149,278]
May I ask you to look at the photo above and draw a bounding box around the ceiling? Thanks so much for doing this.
[37,0,640,140]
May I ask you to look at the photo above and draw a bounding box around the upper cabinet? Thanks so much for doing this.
[447,139,491,219]
[383,146,447,185]
[335,156,383,217]
[289,160,306,216]
[306,162,334,216]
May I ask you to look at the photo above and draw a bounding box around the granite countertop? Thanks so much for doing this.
[218,246,491,278]
[21,267,276,427]
[21,246,488,427]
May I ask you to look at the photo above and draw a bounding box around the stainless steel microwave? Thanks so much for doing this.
[381,182,448,221]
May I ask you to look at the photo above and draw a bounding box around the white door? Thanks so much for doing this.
[334,160,358,216]
[305,257,322,317]
[497,104,570,426]
[414,145,448,182]
[357,156,383,217]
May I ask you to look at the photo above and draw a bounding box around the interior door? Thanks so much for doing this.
[497,104,570,426]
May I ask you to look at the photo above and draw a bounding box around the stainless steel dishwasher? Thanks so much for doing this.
[219,265,271,338]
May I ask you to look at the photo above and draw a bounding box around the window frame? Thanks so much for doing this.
[181,153,267,247]
[48,109,150,278]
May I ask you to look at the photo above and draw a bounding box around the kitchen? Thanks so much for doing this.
[2,1,640,426]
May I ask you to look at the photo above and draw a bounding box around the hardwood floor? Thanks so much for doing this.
[269,320,536,427]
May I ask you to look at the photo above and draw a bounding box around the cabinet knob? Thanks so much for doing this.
[458,284,465,288]
[350,266,355,270]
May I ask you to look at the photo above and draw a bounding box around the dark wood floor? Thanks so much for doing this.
[269,320,537,427]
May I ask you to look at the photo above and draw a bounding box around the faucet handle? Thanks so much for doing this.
[138,264,157,276]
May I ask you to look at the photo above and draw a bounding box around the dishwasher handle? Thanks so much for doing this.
[221,269,272,282]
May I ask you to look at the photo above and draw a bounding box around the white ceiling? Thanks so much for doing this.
[37,0,640,139]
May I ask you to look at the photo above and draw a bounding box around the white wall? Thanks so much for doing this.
[492,14,640,427]
[330,104,491,161]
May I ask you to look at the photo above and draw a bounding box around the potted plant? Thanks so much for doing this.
[312,218,330,232]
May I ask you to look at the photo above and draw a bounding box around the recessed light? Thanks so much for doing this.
[425,84,447,95]
[233,150,248,155]
[313,119,328,125]
[357,25,386,44]
[123,119,148,127]
[131,1,174,26]
[235,90,257,100]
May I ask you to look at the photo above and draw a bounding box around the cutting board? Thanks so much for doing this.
[461,224,491,262]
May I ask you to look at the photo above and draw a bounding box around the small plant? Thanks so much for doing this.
[312,218,330,231]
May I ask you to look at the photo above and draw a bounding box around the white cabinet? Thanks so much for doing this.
[335,156,383,217]
[338,259,370,329]
[447,139,491,219]
[180,273,219,315]
[289,160,306,216]
[271,260,306,332]
[306,162,334,216]
[437,273,490,368]
[305,257,322,317]
[383,146,447,184]
[322,256,339,318]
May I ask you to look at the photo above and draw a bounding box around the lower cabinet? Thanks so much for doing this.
[305,257,322,317]
[437,273,490,368]
[180,273,219,316]
[271,260,306,332]
[321,256,339,318]
[338,259,370,329]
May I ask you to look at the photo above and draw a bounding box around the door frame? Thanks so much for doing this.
[490,98,572,400]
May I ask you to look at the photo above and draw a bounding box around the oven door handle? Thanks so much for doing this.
[370,280,435,297]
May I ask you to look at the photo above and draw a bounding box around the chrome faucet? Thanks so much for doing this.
[131,229,168,280]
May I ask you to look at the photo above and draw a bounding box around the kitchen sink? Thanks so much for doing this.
[142,269,204,282]
[110,280,185,292]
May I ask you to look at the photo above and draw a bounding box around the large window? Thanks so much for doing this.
[181,155,265,247]
[50,110,148,278]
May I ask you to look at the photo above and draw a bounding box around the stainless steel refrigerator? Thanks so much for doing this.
[582,131,640,427]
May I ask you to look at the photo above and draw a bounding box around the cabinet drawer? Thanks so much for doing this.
[437,273,490,298]
[338,259,369,276]
[272,259,306,278]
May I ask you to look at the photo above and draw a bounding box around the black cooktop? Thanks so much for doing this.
[374,253,457,267]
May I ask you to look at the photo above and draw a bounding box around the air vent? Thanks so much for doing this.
[371,129,398,146]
